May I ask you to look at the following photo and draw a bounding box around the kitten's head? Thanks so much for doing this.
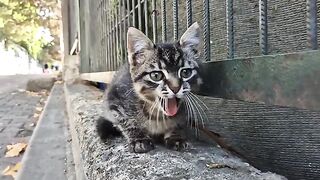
[127,22,202,117]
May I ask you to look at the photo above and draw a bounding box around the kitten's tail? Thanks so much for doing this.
[96,117,122,139]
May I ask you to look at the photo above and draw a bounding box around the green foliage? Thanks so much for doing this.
[0,0,61,61]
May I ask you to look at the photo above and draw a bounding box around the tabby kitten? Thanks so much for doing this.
[97,22,203,153]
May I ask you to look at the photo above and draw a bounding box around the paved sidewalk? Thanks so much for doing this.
[17,84,73,180]
[0,75,48,180]
[0,75,53,94]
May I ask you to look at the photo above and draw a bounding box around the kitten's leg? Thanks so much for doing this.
[164,128,189,151]
[117,118,154,153]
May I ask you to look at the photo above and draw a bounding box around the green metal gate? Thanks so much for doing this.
[65,0,320,179]
[75,0,319,73]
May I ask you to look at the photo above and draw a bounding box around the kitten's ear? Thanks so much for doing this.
[127,27,154,66]
[179,22,200,51]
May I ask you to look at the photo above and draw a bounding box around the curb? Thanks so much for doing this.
[63,83,286,180]
[64,83,87,180]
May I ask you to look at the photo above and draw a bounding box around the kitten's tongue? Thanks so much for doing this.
[165,98,178,116]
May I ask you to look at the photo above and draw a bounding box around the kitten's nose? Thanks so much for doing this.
[167,77,181,94]
[169,85,181,94]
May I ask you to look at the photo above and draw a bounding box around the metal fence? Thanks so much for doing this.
[76,0,319,73]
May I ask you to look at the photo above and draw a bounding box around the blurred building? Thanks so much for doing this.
[0,41,43,75]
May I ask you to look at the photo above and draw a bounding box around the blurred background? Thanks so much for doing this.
[0,0,61,75]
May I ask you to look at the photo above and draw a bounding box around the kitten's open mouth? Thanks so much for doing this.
[161,97,180,117]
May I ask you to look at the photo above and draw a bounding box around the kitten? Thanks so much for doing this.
[97,22,203,153]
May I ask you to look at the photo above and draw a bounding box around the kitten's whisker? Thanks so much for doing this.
[187,94,208,127]
[189,92,209,110]
[193,97,206,129]
[187,96,197,133]
[185,97,192,127]
[148,98,159,127]
[187,94,203,136]
[161,98,168,129]
[188,93,208,116]
[184,97,192,128]
[142,101,147,110]
[156,98,161,128]
[151,99,159,115]
[186,95,199,137]
[184,100,190,127]
[125,88,134,97]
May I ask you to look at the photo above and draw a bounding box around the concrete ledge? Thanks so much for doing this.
[64,83,286,180]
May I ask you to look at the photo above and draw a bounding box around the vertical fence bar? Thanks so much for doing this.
[118,1,123,65]
[98,1,101,70]
[106,0,110,70]
[123,0,127,62]
[127,0,130,27]
[99,1,101,70]
[99,1,103,70]
[226,0,235,59]
[152,0,158,43]
[259,0,268,55]
[96,1,100,70]
[104,0,107,65]
[108,1,112,71]
[173,0,178,41]
[161,0,167,42]
[96,1,99,70]
[112,3,116,70]
[138,0,142,30]
[106,1,110,70]
[99,1,101,69]
[100,1,103,69]
[103,0,110,71]
[203,0,211,61]
[115,2,119,69]
[110,2,113,70]
[144,0,149,37]
[101,1,103,65]
[105,1,108,68]
[101,1,104,66]
[186,0,192,27]
[306,0,318,50]
[90,1,95,71]
[132,0,136,27]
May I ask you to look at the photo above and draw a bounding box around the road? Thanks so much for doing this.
[0,75,49,180]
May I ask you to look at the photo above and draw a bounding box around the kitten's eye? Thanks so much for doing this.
[149,71,164,81]
[180,68,193,78]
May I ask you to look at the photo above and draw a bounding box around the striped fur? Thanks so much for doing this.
[97,23,202,153]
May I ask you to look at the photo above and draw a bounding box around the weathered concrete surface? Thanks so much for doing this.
[63,55,80,85]
[26,77,56,92]
[65,83,286,180]
[16,84,75,180]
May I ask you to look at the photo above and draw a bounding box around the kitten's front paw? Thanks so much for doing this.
[164,137,189,151]
[129,138,154,153]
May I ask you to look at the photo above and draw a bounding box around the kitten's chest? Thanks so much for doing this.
[139,112,185,135]
[144,118,177,135]
[137,102,186,135]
